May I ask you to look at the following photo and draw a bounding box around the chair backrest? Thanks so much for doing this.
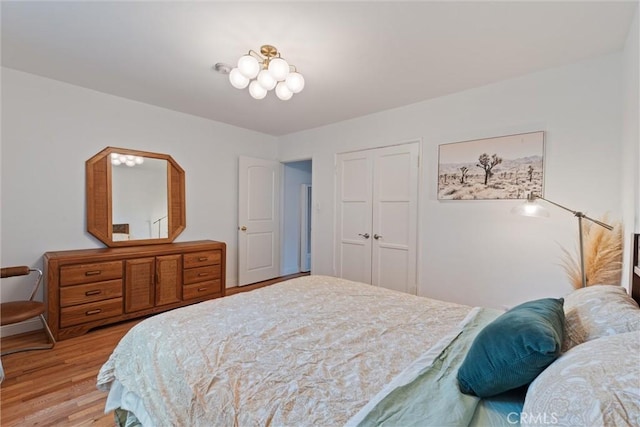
[0,266,43,301]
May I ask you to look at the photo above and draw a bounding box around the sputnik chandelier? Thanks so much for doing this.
[225,45,305,100]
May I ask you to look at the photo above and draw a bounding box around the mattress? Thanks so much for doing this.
[97,275,517,426]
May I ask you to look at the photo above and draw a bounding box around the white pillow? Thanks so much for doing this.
[522,330,640,427]
[562,285,640,352]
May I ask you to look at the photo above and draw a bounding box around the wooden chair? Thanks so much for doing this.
[1,266,56,356]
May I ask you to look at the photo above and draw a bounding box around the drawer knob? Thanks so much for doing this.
[85,290,102,296]
[198,257,208,262]
[85,270,102,276]
[197,272,209,277]
[86,309,102,316]
[198,287,208,292]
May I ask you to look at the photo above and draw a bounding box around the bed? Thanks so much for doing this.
[97,274,640,427]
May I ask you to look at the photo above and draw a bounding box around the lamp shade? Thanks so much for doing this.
[511,199,550,218]
[229,68,249,89]
[275,81,293,100]
[249,80,267,99]
[285,72,305,93]
[268,57,290,81]
[237,55,260,79]
[257,69,277,90]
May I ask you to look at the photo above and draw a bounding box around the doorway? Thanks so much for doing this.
[281,160,312,275]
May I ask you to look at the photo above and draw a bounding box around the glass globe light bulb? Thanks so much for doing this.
[257,69,277,91]
[119,155,127,163]
[229,68,249,89]
[237,55,260,79]
[268,57,290,81]
[285,72,305,93]
[135,156,144,165]
[110,153,120,159]
[125,160,135,167]
[111,158,121,166]
[249,80,267,99]
[275,82,293,101]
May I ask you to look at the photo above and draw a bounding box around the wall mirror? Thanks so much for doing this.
[86,147,186,247]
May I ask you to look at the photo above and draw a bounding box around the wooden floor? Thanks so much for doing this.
[0,272,308,426]
[225,272,308,295]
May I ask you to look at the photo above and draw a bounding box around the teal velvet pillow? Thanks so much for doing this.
[457,298,565,398]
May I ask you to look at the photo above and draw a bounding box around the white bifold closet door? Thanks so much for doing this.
[335,142,419,294]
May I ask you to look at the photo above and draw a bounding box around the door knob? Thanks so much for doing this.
[239,226,247,231]
[358,233,370,239]
[373,234,382,240]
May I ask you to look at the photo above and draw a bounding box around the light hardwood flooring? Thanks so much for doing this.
[0,272,308,426]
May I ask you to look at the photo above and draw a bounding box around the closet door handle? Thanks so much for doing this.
[358,233,370,239]
[373,234,382,240]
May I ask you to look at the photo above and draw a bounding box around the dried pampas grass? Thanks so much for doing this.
[560,214,623,289]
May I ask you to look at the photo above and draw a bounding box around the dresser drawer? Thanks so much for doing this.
[60,298,123,328]
[183,265,221,285]
[60,261,123,286]
[183,280,222,300]
[60,279,123,307]
[183,250,221,269]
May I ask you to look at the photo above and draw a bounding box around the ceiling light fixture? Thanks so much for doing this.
[220,45,304,101]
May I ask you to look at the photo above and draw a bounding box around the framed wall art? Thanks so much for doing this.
[438,131,544,200]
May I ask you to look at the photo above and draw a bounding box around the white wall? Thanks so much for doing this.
[621,8,640,287]
[281,160,312,275]
[2,45,636,335]
[1,68,278,334]
[279,53,627,310]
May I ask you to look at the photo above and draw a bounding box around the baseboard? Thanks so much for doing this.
[1,318,42,338]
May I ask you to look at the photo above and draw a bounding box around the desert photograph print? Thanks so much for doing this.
[438,131,544,200]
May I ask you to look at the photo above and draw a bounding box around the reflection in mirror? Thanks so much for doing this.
[87,146,185,247]
[111,156,168,241]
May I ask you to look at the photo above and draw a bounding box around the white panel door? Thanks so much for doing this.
[371,144,419,294]
[238,156,281,286]
[334,142,419,294]
[335,151,373,284]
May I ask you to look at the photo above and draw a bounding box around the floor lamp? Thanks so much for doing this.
[511,192,613,288]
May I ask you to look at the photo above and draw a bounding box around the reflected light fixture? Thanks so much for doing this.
[511,192,613,288]
[110,153,144,167]
[217,45,304,100]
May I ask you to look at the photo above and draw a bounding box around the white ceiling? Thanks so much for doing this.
[1,1,637,136]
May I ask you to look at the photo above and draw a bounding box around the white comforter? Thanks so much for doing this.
[97,275,471,426]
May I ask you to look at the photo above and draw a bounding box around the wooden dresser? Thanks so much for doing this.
[44,240,225,340]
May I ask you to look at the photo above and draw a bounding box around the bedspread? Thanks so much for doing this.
[347,306,502,426]
[97,275,473,426]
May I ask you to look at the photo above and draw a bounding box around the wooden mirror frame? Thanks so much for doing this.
[86,146,186,247]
